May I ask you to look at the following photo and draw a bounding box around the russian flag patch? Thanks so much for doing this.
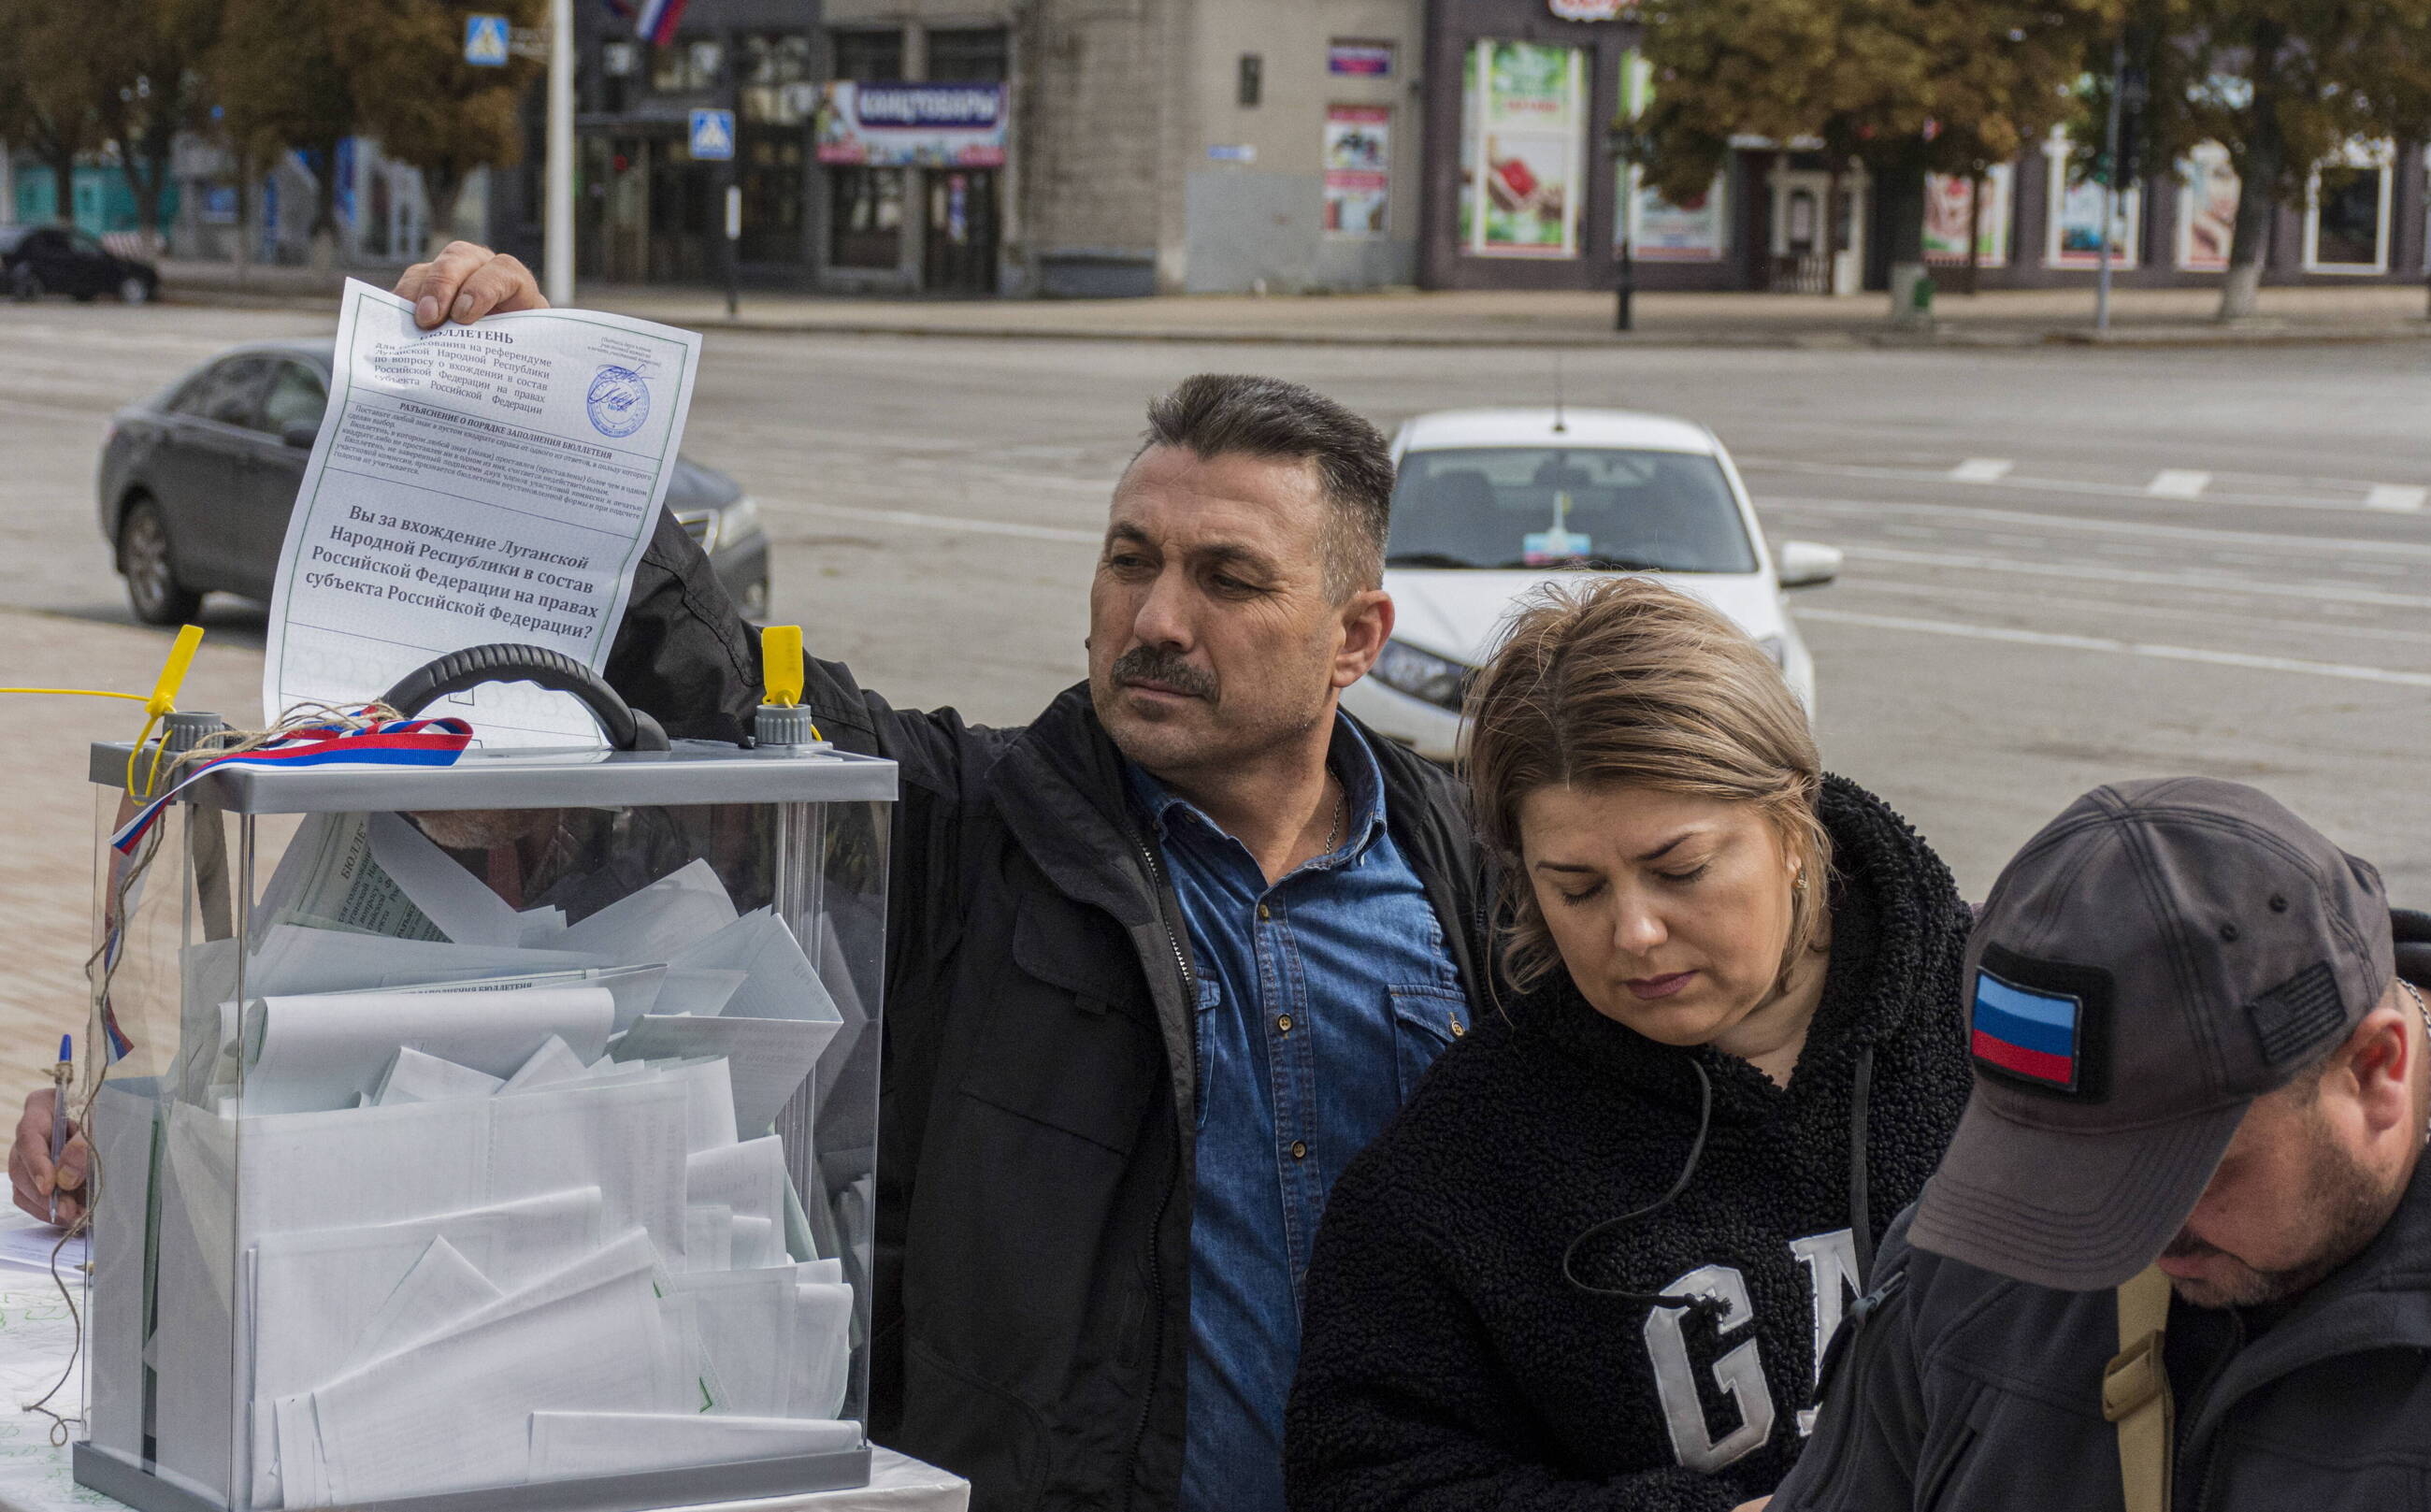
[1971,970,2083,1091]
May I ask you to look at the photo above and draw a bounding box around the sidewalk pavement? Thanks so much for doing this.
[156,256,2431,349]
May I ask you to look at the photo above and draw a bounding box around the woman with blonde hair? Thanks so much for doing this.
[1284,577,1975,1511]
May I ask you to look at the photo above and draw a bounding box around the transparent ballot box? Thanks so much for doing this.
[77,728,895,1512]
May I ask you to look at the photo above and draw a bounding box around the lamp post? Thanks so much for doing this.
[1607,122,1647,332]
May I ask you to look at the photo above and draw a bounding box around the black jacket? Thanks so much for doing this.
[602,510,1494,1511]
[1284,776,1975,1512]
[1769,944,2431,1512]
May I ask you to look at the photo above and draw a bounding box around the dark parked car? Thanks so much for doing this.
[3,225,161,304]
[97,338,770,624]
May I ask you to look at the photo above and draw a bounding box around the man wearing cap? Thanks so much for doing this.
[1762,777,2431,1512]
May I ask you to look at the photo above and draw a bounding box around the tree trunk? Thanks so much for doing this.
[1962,170,1985,296]
[1877,158,1929,325]
[2218,22,2286,321]
[43,141,79,225]
[232,150,253,281]
[308,138,342,273]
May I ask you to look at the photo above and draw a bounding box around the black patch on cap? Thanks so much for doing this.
[2246,961,2346,1066]
[1972,943,2114,1103]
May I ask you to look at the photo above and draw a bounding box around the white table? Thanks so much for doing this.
[0,1219,967,1512]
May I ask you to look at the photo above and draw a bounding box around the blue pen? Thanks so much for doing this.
[49,1034,70,1226]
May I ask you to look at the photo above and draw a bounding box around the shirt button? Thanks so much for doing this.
[1257,902,1271,922]
[1290,1141,1308,1160]
[1450,1017,1465,1037]
[1275,1014,1292,1033]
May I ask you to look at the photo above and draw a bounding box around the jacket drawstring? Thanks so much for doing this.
[1849,1044,1876,1289]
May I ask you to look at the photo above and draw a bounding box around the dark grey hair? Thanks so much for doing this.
[1140,374,1392,600]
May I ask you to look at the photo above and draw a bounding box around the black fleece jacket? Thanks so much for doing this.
[1284,775,1975,1512]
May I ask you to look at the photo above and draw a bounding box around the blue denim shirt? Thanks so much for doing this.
[1128,717,1469,1512]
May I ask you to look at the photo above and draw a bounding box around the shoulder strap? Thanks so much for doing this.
[2103,1265,2176,1512]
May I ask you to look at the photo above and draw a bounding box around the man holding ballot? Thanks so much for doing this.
[209,243,1480,1512]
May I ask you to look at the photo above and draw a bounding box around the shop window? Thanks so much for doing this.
[742,32,815,123]
[652,38,723,94]
[2308,148,2391,271]
[830,166,904,268]
[833,28,904,82]
[1239,55,1263,108]
[928,28,1009,83]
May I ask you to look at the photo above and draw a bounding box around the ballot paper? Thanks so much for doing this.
[240,986,615,1114]
[254,812,448,943]
[526,1412,862,1478]
[669,908,840,1023]
[498,1034,592,1094]
[552,858,741,963]
[246,923,593,998]
[616,1012,841,1136]
[373,1046,504,1104]
[261,280,701,746]
[365,812,530,946]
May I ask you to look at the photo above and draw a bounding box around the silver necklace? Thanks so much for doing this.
[1322,776,1345,856]
[2404,979,2431,1143]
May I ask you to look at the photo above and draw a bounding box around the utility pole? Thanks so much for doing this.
[2094,38,2124,333]
[543,0,575,308]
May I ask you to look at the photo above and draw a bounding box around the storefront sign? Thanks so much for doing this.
[815,82,1008,167]
[2176,142,2237,271]
[1327,40,1395,77]
[1548,0,1634,18]
[1460,40,1586,258]
[1324,106,1390,238]
[1922,166,2011,266]
[1628,173,1726,260]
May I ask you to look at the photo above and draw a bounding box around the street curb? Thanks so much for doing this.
[156,287,2431,352]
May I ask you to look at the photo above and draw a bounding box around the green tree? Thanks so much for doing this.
[326,0,545,254]
[89,0,225,247]
[0,0,104,224]
[203,0,354,261]
[2093,1,2431,318]
[1635,0,2122,319]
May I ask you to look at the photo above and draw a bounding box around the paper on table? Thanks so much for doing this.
[366,813,529,947]
[551,858,740,963]
[346,1235,503,1366]
[373,1046,505,1105]
[669,1266,797,1415]
[309,1231,687,1504]
[616,1013,840,1136]
[498,1035,591,1094]
[683,1136,787,1249]
[262,280,702,747]
[241,986,614,1113]
[526,1411,862,1478]
[670,909,841,1024]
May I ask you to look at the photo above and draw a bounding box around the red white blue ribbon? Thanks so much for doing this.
[109,716,475,855]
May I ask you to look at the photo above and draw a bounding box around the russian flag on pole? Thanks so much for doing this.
[1971,970,2082,1089]
[635,0,688,46]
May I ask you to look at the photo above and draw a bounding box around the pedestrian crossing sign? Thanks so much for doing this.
[464,14,510,66]
[689,108,737,162]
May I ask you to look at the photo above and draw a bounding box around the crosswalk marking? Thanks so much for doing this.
[1794,608,2431,689]
[1949,458,2014,482]
[2365,483,2427,513]
[2147,468,2211,497]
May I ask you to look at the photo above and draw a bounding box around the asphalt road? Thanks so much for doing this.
[3,300,2425,919]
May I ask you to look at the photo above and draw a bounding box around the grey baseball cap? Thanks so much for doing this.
[1911,777,2393,1291]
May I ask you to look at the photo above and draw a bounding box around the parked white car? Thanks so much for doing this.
[1342,407,1841,762]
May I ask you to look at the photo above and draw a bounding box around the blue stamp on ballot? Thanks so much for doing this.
[586,366,650,438]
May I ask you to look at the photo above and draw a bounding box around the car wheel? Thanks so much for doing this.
[120,499,203,626]
[119,275,151,306]
[8,268,40,302]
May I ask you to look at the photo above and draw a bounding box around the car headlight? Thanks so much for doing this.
[1756,634,1787,669]
[717,495,761,548]
[1373,640,1474,713]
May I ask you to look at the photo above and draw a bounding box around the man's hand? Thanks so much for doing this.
[393,241,548,330]
[9,1088,88,1226]
[1730,1501,1773,1512]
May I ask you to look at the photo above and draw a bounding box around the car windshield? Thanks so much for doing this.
[1387,446,1758,573]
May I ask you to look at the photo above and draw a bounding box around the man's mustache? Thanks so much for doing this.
[2161,1230,2228,1262]
[1110,646,1217,701]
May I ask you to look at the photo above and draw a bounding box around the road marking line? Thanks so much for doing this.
[1838,543,2431,611]
[1760,497,2431,563]
[1838,576,2431,648]
[1950,458,2014,482]
[770,498,1102,544]
[1795,608,2431,688]
[2366,483,2427,513]
[2147,469,2211,497]
[1739,457,2383,514]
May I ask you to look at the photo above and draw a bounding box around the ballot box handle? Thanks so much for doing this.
[380,643,672,752]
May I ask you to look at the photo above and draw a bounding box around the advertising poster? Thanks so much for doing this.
[1327,40,1393,77]
[1628,173,1727,260]
[814,82,1008,167]
[2177,142,2237,271]
[1460,40,1584,258]
[2044,143,2139,268]
[1922,166,2011,266]
[1323,105,1390,238]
